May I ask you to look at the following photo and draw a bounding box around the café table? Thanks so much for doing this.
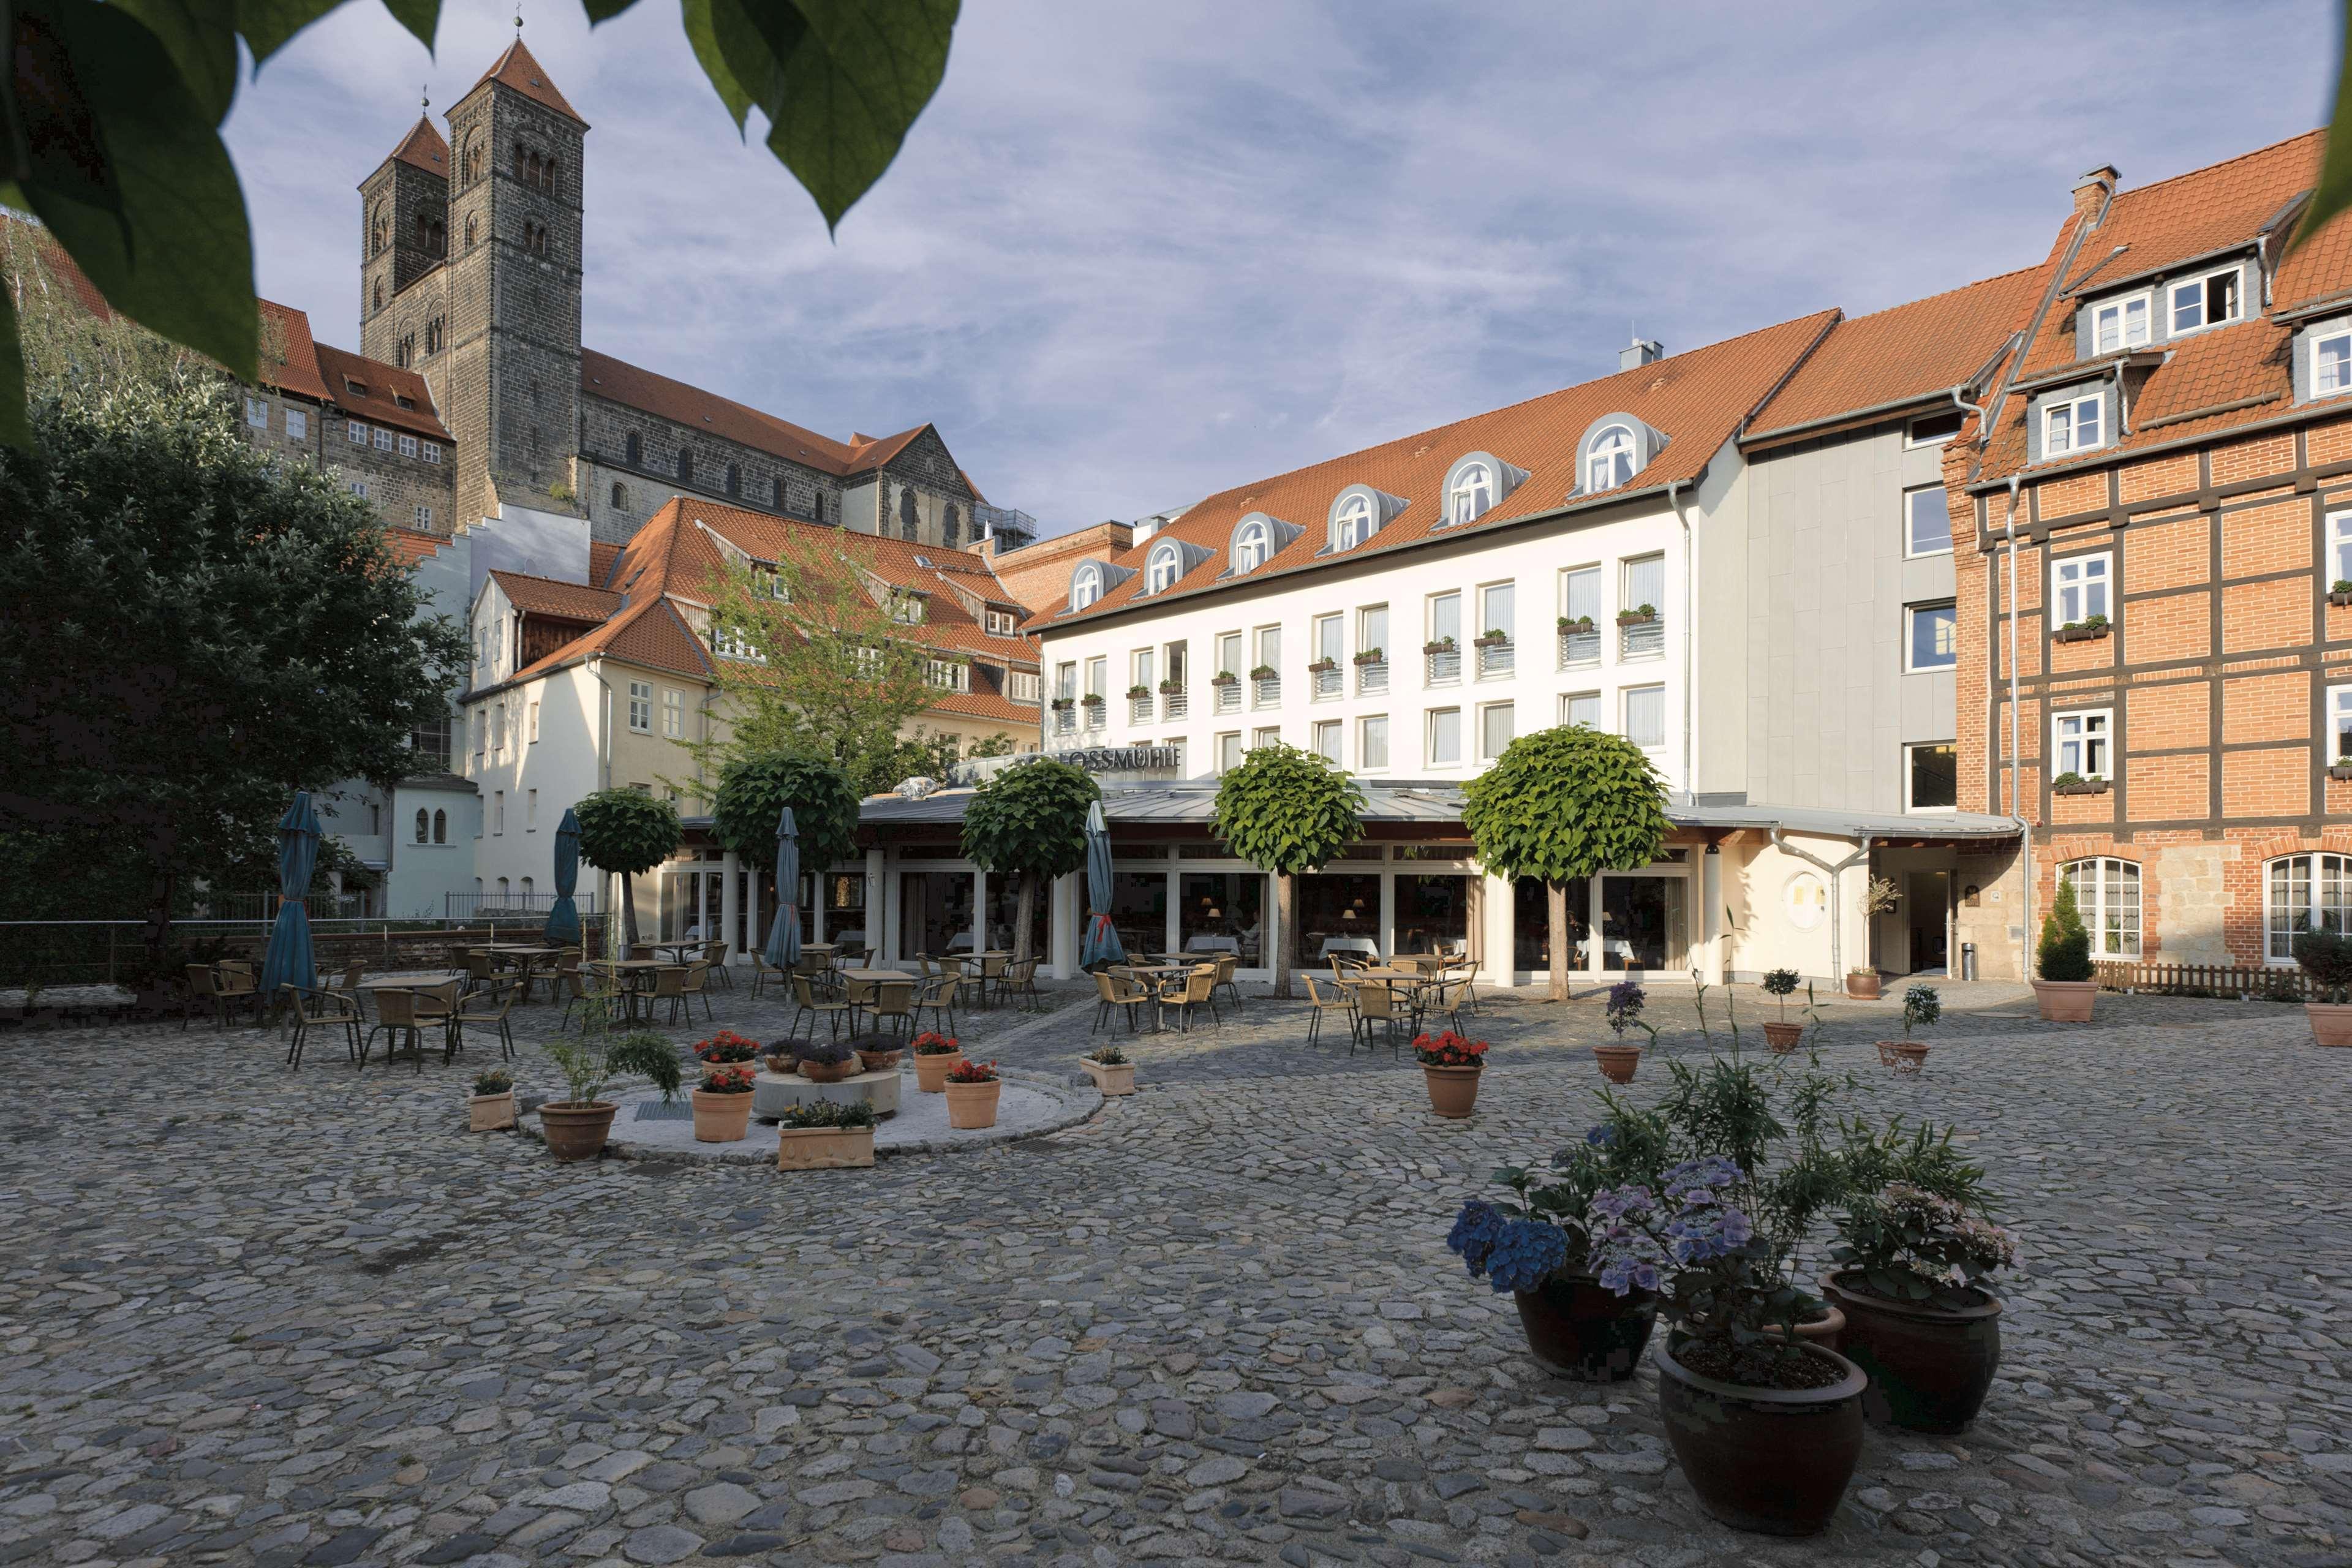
[1112,962,1198,1033]
[837,968,911,1031]
[483,943,560,1002]
[590,957,669,1024]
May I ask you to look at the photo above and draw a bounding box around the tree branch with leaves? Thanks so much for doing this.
[1210,744,1365,999]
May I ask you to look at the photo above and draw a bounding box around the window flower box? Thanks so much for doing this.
[1079,693,1105,706]
[1125,684,1152,699]
[2052,773,2110,796]
[1210,671,1240,687]
[1306,658,1339,674]
[1157,679,1184,694]
[2331,760,2352,781]
[2330,579,2352,607]
[1615,606,1657,627]
[1049,696,1075,711]
[1472,631,1511,648]
[1352,648,1385,665]
[1248,664,1278,680]
[1422,638,1457,655]
[1556,616,1596,634]
[2053,615,2111,643]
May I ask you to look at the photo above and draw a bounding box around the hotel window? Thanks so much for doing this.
[1216,732,1243,774]
[285,409,307,440]
[1559,565,1602,666]
[2331,512,2352,587]
[1904,484,1950,557]
[2061,858,2142,959]
[2089,293,2150,353]
[1253,625,1281,707]
[927,659,968,692]
[1906,742,1957,811]
[628,680,652,733]
[1906,601,1958,671]
[245,395,268,428]
[2315,331,2352,398]
[1056,661,1077,702]
[1449,462,1493,524]
[1131,647,1155,702]
[2054,552,2110,626]
[2043,391,2103,455]
[1333,492,1373,548]
[1585,424,1635,492]
[2052,708,2111,779]
[1311,719,1341,763]
[1427,590,1461,682]
[1623,684,1665,749]
[1622,554,1664,619]
[1359,714,1389,770]
[1216,630,1243,682]
[1561,690,1600,729]
[2329,684,2352,761]
[1477,581,1514,677]
[2168,266,2241,336]
[662,688,684,739]
[1145,543,1181,594]
[1312,614,1343,697]
[1233,519,1270,572]
[2266,851,2352,961]
[1357,605,1389,692]
[527,788,538,830]
[1478,701,1515,761]
[1427,707,1462,766]
[1071,565,1102,611]
[1085,656,1107,699]
[1252,725,1281,750]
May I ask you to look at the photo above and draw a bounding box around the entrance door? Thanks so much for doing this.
[1906,871,1951,974]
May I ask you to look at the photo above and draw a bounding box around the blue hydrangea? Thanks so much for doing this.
[1597,1256,1660,1295]
[1447,1199,1507,1276]
[1584,1123,1616,1148]
[1664,1156,1740,1200]
[1483,1218,1570,1294]
[1588,1183,1655,1223]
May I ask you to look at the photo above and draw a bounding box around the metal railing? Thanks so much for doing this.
[1054,706,1077,735]
[1311,666,1341,699]
[1477,640,1515,678]
[1163,691,1188,721]
[1558,628,1600,667]
[1356,659,1389,695]
[445,891,597,920]
[1253,674,1282,707]
[1621,619,1665,660]
[1129,696,1155,725]
[1083,701,1107,731]
[1425,649,1460,684]
[0,913,608,994]
[1213,681,1240,714]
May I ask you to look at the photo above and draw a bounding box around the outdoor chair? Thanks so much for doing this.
[1159,964,1219,1033]
[914,952,941,980]
[1327,952,1369,983]
[183,964,239,1031]
[562,965,623,1030]
[282,984,361,1068]
[450,978,519,1063]
[913,973,961,1036]
[793,952,834,998]
[363,986,454,1072]
[1092,970,1147,1035]
[842,973,881,1032]
[212,963,261,1029]
[1429,976,1477,1037]
[1349,981,1404,1054]
[1000,956,1042,1012]
[701,941,733,989]
[976,953,1010,1007]
[650,964,710,1027]
[868,978,917,1042]
[1302,975,1354,1049]
[1210,953,1243,1012]
[748,952,785,1000]
[788,974,851,1042]
[1438,957,1481,1014]
[462,949,498,995]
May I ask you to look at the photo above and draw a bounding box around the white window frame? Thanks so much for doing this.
[1215,732,1243,774]
[927,658,968,692]
[1586,425,1635,492]
[348,478,369,500]
[1146,543,1181,594]
[662,688,684,739]
[1623,684,1665,750]
[2060,857,2142,959]
[1333,494,1373,549]
[1905,601,1958,673]
[1426,706,1463,767]
[1359,714,1389,771]
[1311,718,1342,764]
[1233,520,1270,573]
[1071,565,1102,611]
[2266,851,2352,964]
[422,440,441,464]
[1561,690,1601,729]
[398,433,420,458]
[1904,484,1951,559]
[1449,462,1493,525]
[1477,700,1515,762]
[373,427,394,452]
[2167,266,2242,337]
[1904,410,1963,448]
[710,624,763,662]
[1008,669,1040,703]
[2330,511,2352,588]
[285,408,307,440]
[1904,741,1958,813]
[345,420,368,445]
[627,680,653,733]
[2043,391,2104,456]
[2051,707,2112,780]
[2314,330,2352,399]
[413,504,434,529]
[2329,682,2352,762]
[245,395,268,429]
[1251,725,1281,750]
[2089,292,2150,355]
[2054,552,2111,627]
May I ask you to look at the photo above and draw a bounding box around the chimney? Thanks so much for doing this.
[1620,337,1664,372]
[2072,165,2119,225]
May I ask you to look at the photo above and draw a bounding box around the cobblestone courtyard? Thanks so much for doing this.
[2,979,2347,1568]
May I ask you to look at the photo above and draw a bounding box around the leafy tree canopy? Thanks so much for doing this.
[573,789,684,877]
[711,752,860,869]
[960,759,1099,881]
[1211,744,1365,875]
[1462,726,1670,884]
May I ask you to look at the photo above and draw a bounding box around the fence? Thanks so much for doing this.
[443,891,597,921]
[0,914,609,995]
[2093,959,2312,1001]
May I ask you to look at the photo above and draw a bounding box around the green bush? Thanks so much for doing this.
[2293,928,2352,1003]
[2037,878,2094,982]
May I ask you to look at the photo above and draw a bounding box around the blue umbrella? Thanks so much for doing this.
[545,806,583,947]
[258,790,322,1008]
[1079,799,1126,970]
[763,805,802,969]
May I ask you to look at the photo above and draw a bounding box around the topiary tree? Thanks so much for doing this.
[573,790,684,951]
[712,752,861,875]
[2294,927,2352,1004]
[1463,726,1671,1001]
[1212,744,1366,998]
[960,759,1101,968]
[2035,876,2094,982]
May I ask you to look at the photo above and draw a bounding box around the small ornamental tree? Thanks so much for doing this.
[712,753,861,876]
[2035,876,2094,982]
[960,759,1101,968]
[1463,726,1671,1001]
[1212,744,1366,998]
[574,790,684,950]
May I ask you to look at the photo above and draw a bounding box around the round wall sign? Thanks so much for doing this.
[1783,872,1826,931]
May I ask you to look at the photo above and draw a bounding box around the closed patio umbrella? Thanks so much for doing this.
[545,806,584,947]
[763,805,802,969]
[257,790,322,1008]
[1079,800,1126,970]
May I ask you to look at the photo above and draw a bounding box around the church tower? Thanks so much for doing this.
[434,37,588,524]
[358,114,449,366]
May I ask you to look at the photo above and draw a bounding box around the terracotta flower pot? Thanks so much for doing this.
[1845,970,1881,1000]
[538,1101,617,1163]
[913,1051,965,1093]
[467,1090,516,1132]
[1877,1040,1929,1071]
[1420,1063,1482,1118]
[699,1055,758,1081]
[856,1048,903,1072]
[1654,1339,1866,1537]
[1513,1273,1656,1382]
[776,1125,875,1169]
[799,1057,858,1084]
[1080,1058,1136,1096]
[1593,1042,1641,1084]
[1761,1021,1803,1054]
[691,1088,753,1143]
[943,1077,1001,1128]
[1821,1272,2001,1434]
[760,1054,794,1077]
[1792,1302,1846,1353]
[2305,1002,2352,1047]
[2031,979,2096,1021]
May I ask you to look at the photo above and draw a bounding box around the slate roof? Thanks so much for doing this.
[579,349,944,484]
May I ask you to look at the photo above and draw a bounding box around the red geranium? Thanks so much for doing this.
[1412,1030,1488,1068]
[945,1057,999,1084]
[699,1063,756,1093]
[911,1031,961,1056]
[696,1030,760,1063]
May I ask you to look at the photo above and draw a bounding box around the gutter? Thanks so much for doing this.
[1667,478,1696,798]
[2002,477,2034,982]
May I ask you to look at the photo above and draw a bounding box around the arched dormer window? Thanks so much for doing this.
[1586,424,1637,492]
[624,431,642,467]
[1071,564,1104,612]
[1333,494,1373,549]
[1232,519,1270,573]
[1147,541,1182,593]
[1449,462,1493,525]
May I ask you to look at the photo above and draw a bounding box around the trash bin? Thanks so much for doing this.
[1960,942,1977,981]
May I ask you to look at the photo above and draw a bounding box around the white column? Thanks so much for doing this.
[972,866,988,955]
[1378,870,1396,962]
[867,848,889,962]
[1483,870,1514,988]
[1050,870,1078,978]
[744,861,761,963]
[720,850,741,963]
[1588,878,1607,987]
[1701,846,1725,984]
[1163,857,1179,957]
[812,869,826,944]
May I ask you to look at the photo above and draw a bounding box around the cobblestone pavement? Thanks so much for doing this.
[2,976,2347,1568]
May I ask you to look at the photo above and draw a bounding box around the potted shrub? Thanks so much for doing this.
[1556,614,1596,634]
[1589,1157,1868,1536]
[1446,1109,1673,1382]
[468,1069,516,1133]
[692,1063,757,1142]
[1306,656,1338,674]
[797,1038,859,1083]
[1049,696,1076,711]
[2293,929,2352,1046]
[1079,692,1105,709]
[911,1031,965,1092]
[760,1038,796,1076]
[695,1030,760,1078]
[854,1034,903,1072]
[1079,1040,1136,1096]
[2331,753,2352,782]
[1594,981,1649,1083]
[538,1026,680,1163]
[1414,1029,1488,1117]
[1823,1182,2015,1433]
[1248,663,1278,681]
[1877,984,1939,1070]
[1616,603,1657,625]
[1352,647,1385,666]
[1759,970,1804,1053]
[1157,677,1183,694]
[2032,880,2097,1021]
[1472,628,1510,648]
[2332,578,2352,607]
[776,1099,878,1170]
[2051,771,2108,796]
[1125,683,1152,700]
[1421,635,1457,655]
[1210,669,1240,688]
[2053,612,2111,642]
[943,1057,1002,1128]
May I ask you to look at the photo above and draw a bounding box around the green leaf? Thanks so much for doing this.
[582,0,643,21]
[2300,1,2352,254]
[7,0,127,243]
[0,281,24,447]
[375,0,440,55]
[112,0,240,124]
[233,0,358,65]
[19,0,255,380]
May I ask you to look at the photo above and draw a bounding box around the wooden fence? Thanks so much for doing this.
[2092,959,2309,1000]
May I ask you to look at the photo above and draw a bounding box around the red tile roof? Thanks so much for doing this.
[511,596,714,685]
[1040,310,1839,630]
[384,116,450,179]
[470,39,585,126]
[589,540,624,590]
[385,528,450,567]
[314,342,452,441]
[489,568,622,622]
[257,300,331,402]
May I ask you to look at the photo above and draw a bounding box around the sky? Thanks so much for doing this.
[224,1,2338,540]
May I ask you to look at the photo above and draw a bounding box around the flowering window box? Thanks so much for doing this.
[2331,762,2352,780]
[1422,639,1457,655]
[1352,649,1385,666]
[2330,586,2352,608]
[1209,673,1240,687]
[1615,609,1656,627]
[2052,618,2111,643]
[2052,775,2110,796]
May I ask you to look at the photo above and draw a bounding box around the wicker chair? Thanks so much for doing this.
[913,973,961,1036]
[450,978,519,1063]
[282,984,362,1068]
[701,941,733,989]
[1159,964,1219,1032]
[748,952,785,1000]
[1000,956,1042,1012]
[1302,974,1354,1049]
[364,986,454,1072]
[1210,952,1243,1012]
[789,974,850,1042]
[868,978,916,1042]
[1092,970,1147,1034]
[974,953,1010,1008]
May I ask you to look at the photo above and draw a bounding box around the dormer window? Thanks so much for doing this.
[1447,464,1492,526]
[1071,564,1103,611]
[1147,541,1182,594]
[2168,266,2241,336]
[2089,293,2150,353]
[1233,519,1270,573]
[1333,494,1373,549]
[889,591,925,625]
[2044,391,2104,456]
[1586,424,1636,492]
[2313,330,2352,398]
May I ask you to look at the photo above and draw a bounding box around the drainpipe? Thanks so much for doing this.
[592,657,617,932]
[1770,829,1874,985]
[1668,478,1695,796]
[2002,477,2034,981]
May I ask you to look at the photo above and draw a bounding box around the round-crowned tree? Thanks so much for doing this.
[1462,725,1670,1002]
[960,758,1101,968]
[573,789,684,950]
[713,753,861,875]
[1212,743,1366,998]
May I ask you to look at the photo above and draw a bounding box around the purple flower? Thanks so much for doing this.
[1584,1124,1616,1148]
[1483,1219,1569,1294]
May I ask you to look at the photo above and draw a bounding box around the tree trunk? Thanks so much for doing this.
[1012,870,1036,968]
[1547,878,1570,1003]
[1275,872,1295,1000]
[140,864,178,1009]
[620,870,641,949]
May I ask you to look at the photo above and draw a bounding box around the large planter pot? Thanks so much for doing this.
[539,1101,618,1163]
[2032,979,2096,1022]
[1080,1057,1137,1096]
[777,1125,876,1170]
[1793,1302,1846,1353]
[1654,1339,1867,1537]
[1845,970,1881,1000]
[1761,1021,1804,1054]
[1593,1043,1641,1085]
[1877,1040,1929,1071]
[913,1051,965,1093]
[691,1088,753,1143]
[1421,1063,1482,1118]
[943,1077,1001,1129]
[1512,1273,1656,1382]
[467,1090,516,1133]
[2305,1002,2352,1047]
[799,1057,858,1084]
[1821,1272,2001,1434]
